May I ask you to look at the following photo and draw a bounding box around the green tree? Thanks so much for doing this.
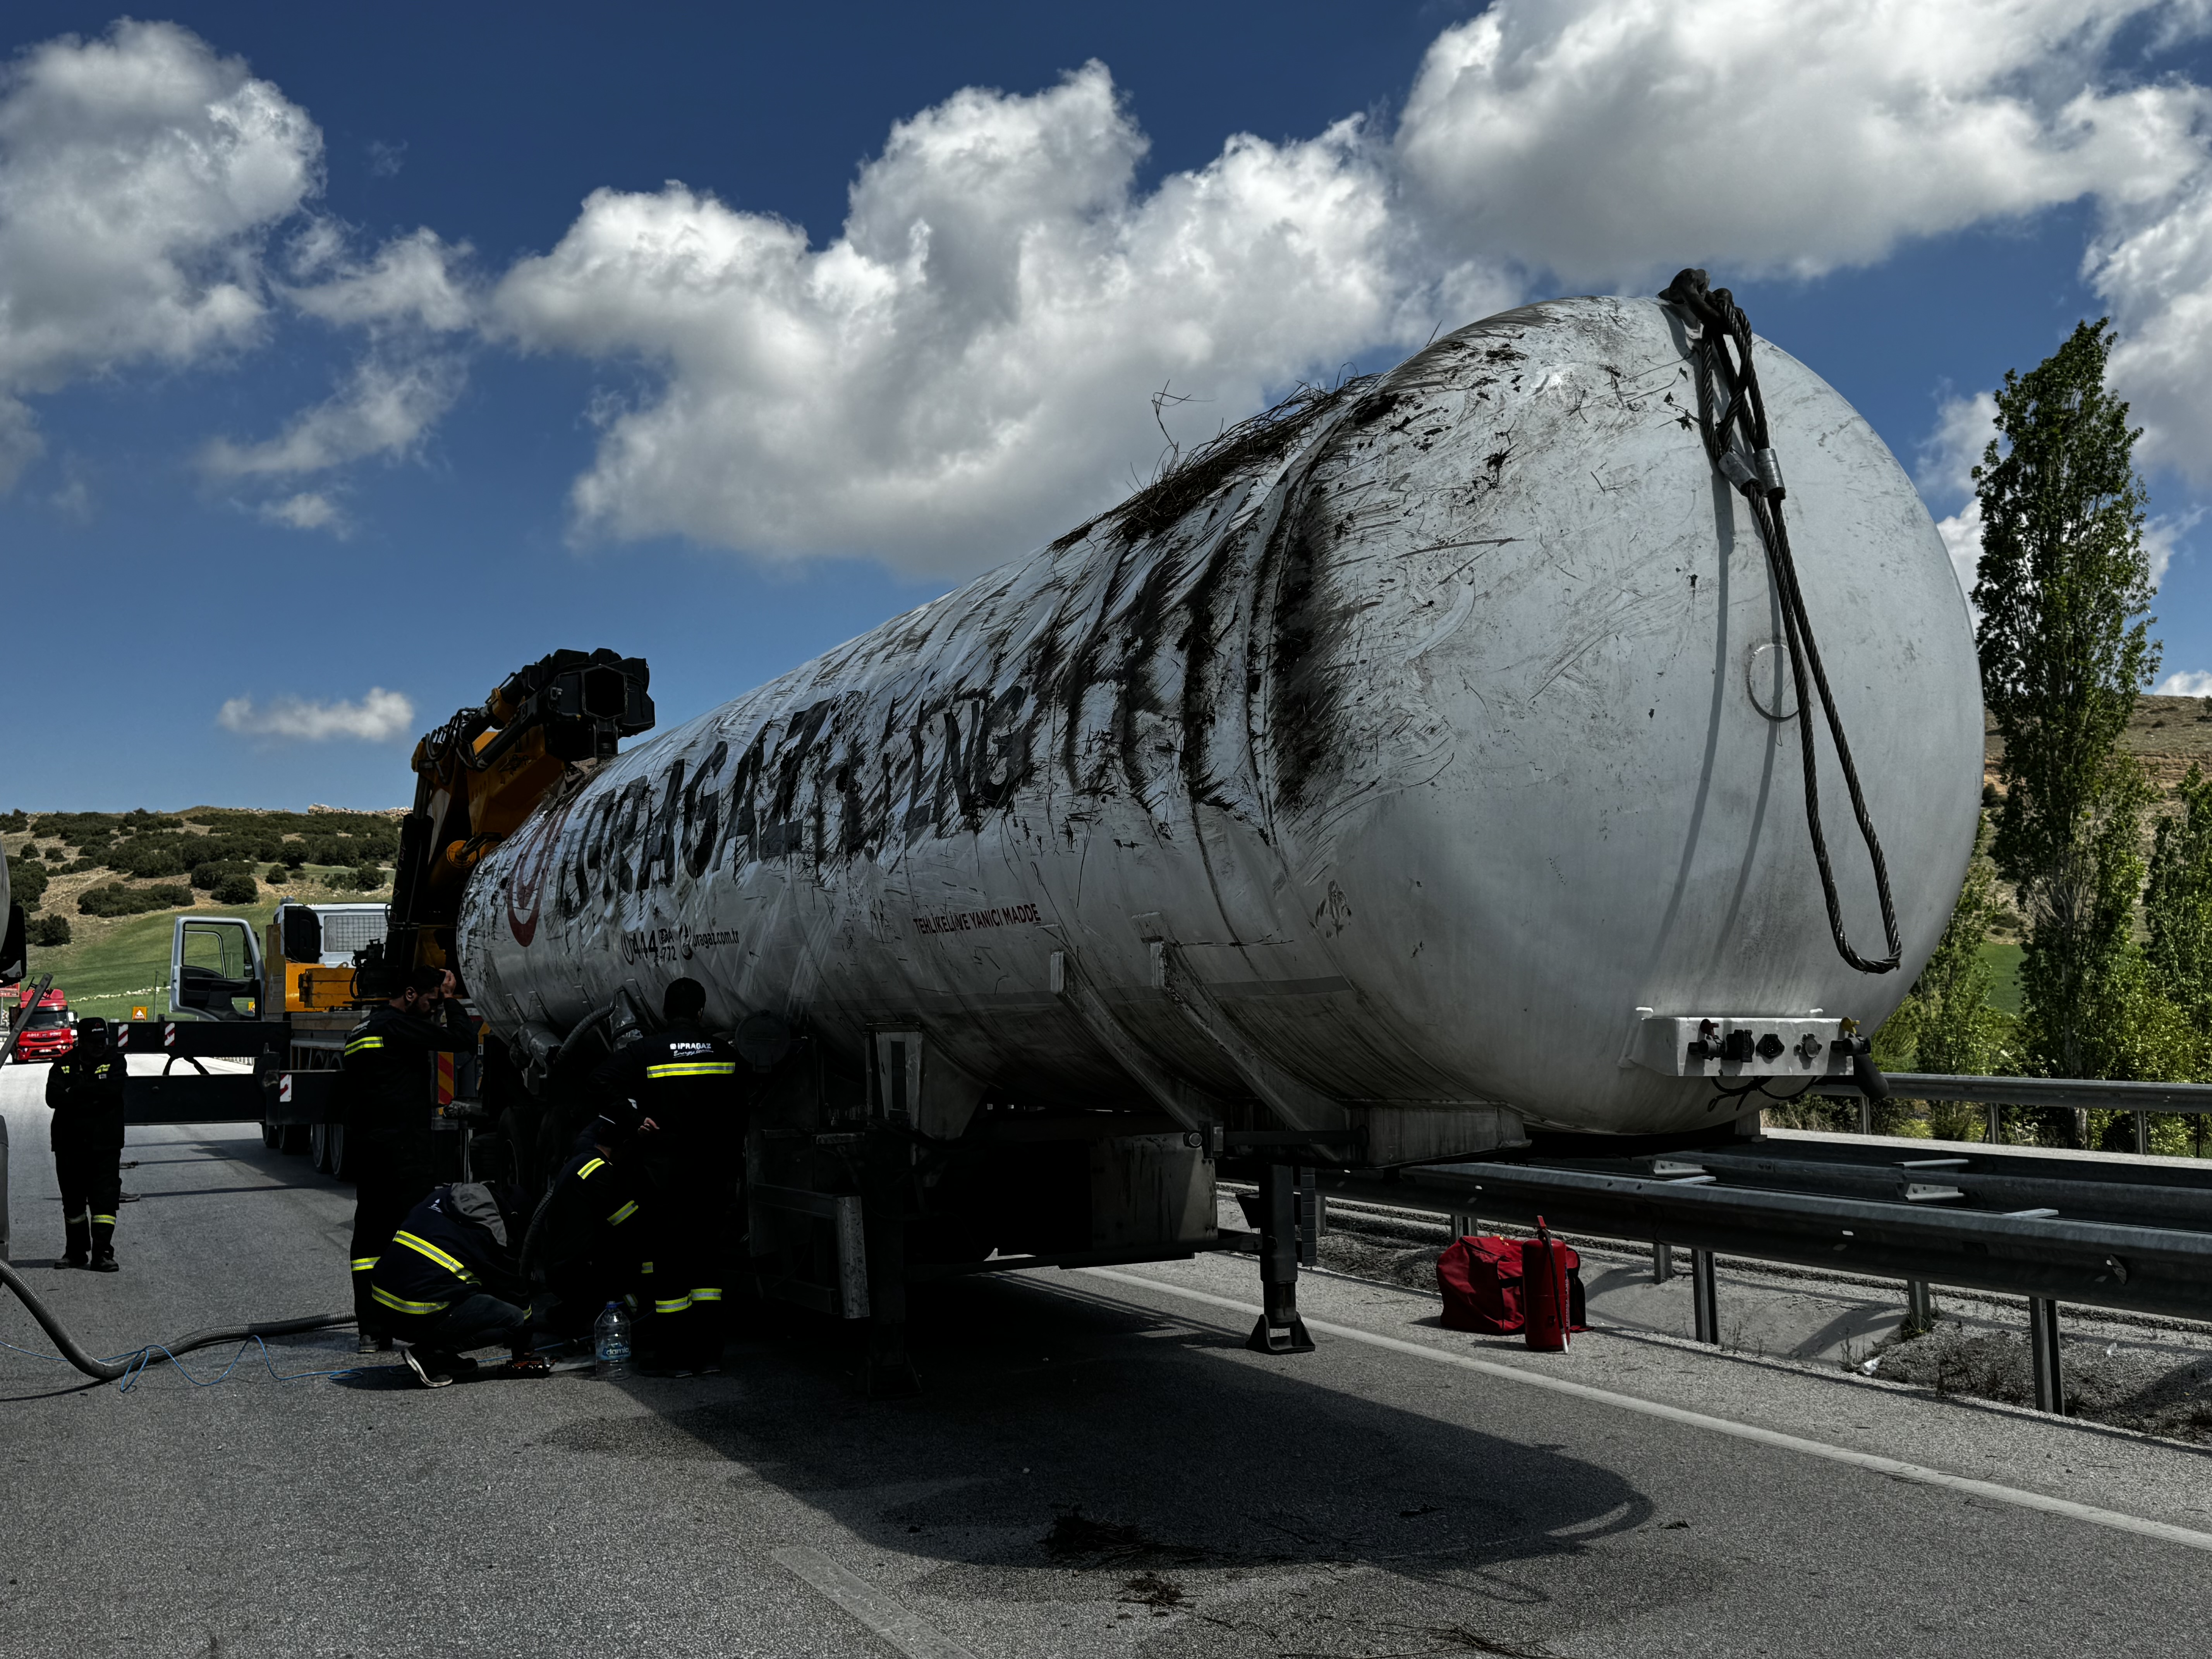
[2144,764,2212,1152]
[2147,765,2212,1018]
[1973,320,2160,1141]
[1870,816,2019,1139]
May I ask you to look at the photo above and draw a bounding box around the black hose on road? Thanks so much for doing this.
[0,1257,351,1382]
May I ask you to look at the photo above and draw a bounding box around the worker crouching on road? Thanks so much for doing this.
[369,1180,547,1388]
[591,976,745,1376]
[340,965,477,1355]
[45,1015,127,1271]
[527,1140,653,1347]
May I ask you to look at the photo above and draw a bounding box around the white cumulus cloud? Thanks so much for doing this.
[218,687,414,742]
[257,491,343,532]
[1394,0,2210,287]
[491,63,1451,571]
[202,350,466,481]
[0,19,319,484]
[2155,669,2212,694]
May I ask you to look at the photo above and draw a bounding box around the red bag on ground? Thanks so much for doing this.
[1437,1234,1587,1335]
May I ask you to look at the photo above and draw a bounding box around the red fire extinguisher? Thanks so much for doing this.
[1523,1215,1570,1352]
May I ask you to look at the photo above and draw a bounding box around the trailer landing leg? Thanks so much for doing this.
[862,1140,922,1399]
[1246,1163,1314,1355]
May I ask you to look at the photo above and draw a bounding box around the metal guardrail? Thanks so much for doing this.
[1306,1128,2212,1416]
[1815,1072,2212,1114]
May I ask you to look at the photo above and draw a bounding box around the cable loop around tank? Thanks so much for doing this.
[1659,268,1903,976]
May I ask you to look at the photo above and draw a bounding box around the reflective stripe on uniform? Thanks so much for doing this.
[64,1211,88,1223]
[576,1157,606,1180]
[371,1285,450,1316]
[639,1261,654,1274]
[394,1230,471,1277]
[643,1061,737,1079]
[343,1035,385,1055]
[350,1257,380,1273]
[91,1214,117,1226]
[608,1200,639,1226]
[689,1287,723,1302]
[653,1295,693,1315]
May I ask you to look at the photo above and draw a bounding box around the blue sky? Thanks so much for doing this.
[4,2,2210,810]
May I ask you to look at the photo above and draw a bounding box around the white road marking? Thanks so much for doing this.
[772,1546,977,1659]
[1081,1267,2212,1556]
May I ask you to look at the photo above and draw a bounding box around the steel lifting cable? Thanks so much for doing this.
[1658,268,1902,975]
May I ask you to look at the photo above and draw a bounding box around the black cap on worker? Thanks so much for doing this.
[663,977,707,1021]
[78,1015,110,1045]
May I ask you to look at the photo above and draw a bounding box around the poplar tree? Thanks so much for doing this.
[2145,765,2212,1150]
[1972,321,2159,1136]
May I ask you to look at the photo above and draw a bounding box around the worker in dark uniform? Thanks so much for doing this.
[45,1016,127,1271]
[340,966,475,1355]
[366,1180,547,1387]
[526,1139,654,1345]
[590,977,744,1374]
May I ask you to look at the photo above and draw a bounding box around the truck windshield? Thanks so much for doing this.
[23,1008,67,1028]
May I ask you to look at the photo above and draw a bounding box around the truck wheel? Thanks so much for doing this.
[261,1119,280,1150]
[309,1123,331,1173]
[329,1123,355,1183]
[279,1123,310,1156]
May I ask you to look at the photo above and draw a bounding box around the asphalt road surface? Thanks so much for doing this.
[5,1059,2212,1658]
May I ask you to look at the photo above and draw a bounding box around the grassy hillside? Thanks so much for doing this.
[5,804,399,1018]
[1979,940,2024,1015]
[14,870,386,1017]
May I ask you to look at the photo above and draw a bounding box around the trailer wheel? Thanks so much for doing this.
[261,1119,280,1150]
[308,1123,331,1173]
[278,1123,310,1156]
[329,1123,355,1184]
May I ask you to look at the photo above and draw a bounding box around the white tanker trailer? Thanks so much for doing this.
[445,283,1980,1360]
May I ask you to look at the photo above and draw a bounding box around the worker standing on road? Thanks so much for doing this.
[340,966,476,1355]
[591,977,745,1374]
[45,1015,127,1271]
[367,1180,547,1387]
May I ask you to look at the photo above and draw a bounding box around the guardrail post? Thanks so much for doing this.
[1449,1207,1479,1241]
[1652,1240,1674,1283]
[1985,1101,2001,1144]
[1297,1167,1319,1268]
[2028,1298,2064,1413]
[1858,1093,1872,1136]
[1690,1248,1720,1344]
[2134,1111,2149,1156]
[1905,1279,1934,1333]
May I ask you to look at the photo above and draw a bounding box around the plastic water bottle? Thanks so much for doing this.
[594,1302,632,1379]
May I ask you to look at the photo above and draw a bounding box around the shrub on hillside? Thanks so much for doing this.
[0,809,27,833]
[352,864,385,891]
[211,874,259,905]
[106,836,190,878]
[281,848,307,869]
[191,859,252,890]
[27,914,70,946]
[77,882,193,917]
[10,859,48,912]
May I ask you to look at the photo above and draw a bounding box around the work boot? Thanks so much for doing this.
[62,1212,89,1265]
[403,1347,455,1389]
[56,1254,86,1269]
[357,1331,394,1355]
[89,1249,118,1273]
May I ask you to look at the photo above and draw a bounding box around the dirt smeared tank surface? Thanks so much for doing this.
[460,295,1982,1146]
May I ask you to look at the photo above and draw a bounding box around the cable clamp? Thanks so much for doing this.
[1718,450,1759,493]
[1756,448,1786,500]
